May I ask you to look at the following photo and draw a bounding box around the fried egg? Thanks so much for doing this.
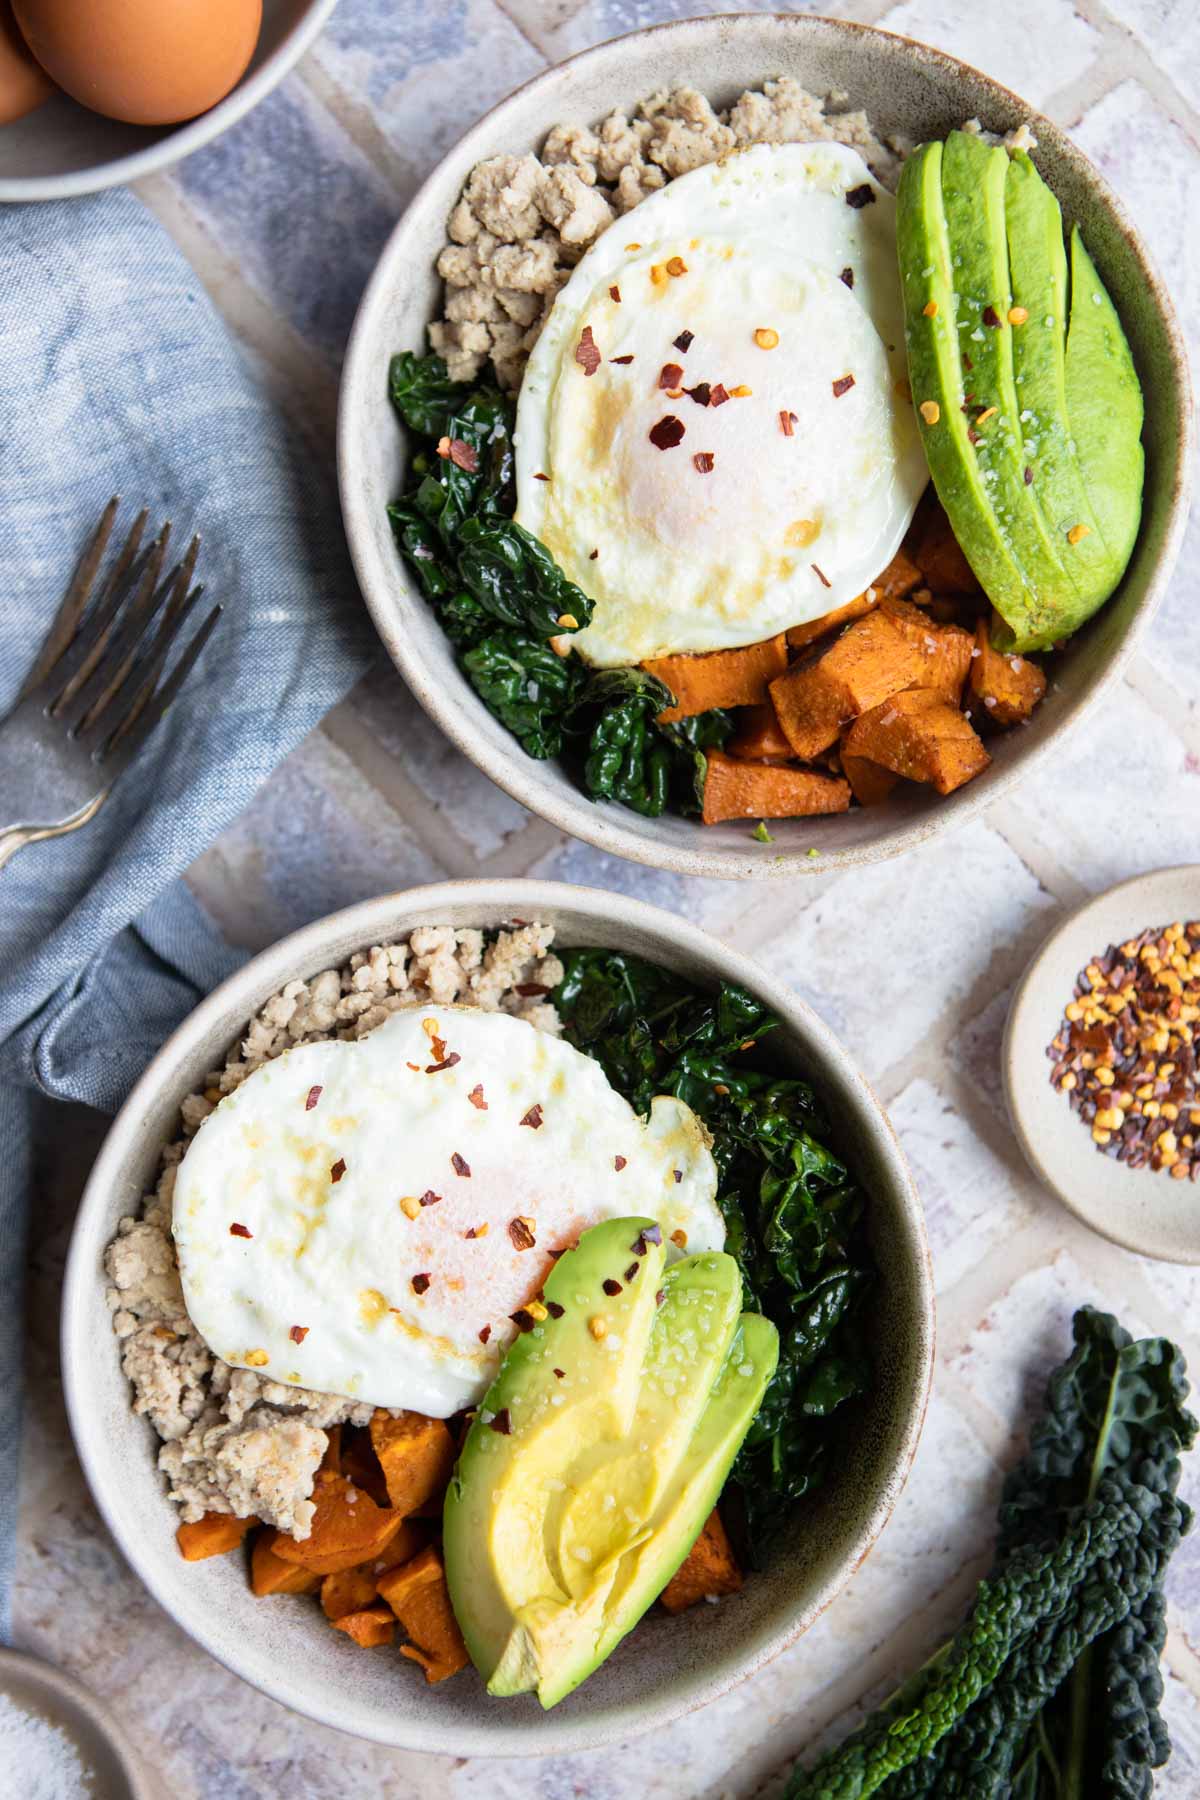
[516,143,928,667]
[172,1006,722,1416]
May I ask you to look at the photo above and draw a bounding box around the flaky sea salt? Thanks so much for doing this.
[0,1691,93,1797]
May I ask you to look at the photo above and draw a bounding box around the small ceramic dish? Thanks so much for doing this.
[1004,865,1200,1263]
[0,0,338,203]
[0,1647,155,1798]
[62,880,933,1755]
[338,13,1193,882]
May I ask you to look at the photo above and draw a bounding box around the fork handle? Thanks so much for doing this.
[0,793,109,871]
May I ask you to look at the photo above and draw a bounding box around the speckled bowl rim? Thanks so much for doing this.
[62,879,933,1756]
[1003,864,1200,1263]
[337,12,1193,882]
[0,1648,157,1799]
[0,0,339,203]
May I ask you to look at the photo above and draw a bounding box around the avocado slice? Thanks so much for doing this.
[443,1217,779,1708]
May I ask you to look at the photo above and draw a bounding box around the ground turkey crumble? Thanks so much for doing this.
[431,77,907,391]
[104,924,563,1540]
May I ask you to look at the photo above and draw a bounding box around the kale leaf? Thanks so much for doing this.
[555,948,873,1546]
[567,668,732,818]
[461,630,586,760]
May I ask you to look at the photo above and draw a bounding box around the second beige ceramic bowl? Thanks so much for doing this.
[62,881,932,1755]
[338,14,1192,881]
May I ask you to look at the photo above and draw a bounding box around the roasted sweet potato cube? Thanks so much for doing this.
[269,1470,406,1576]
[842,753,900,807]
[176,1512,254,1562]
[369,1411,456,1517]
[785,592,877,653]
[911,500,980,594]
[660,1509,743,1614]
[320,1424,343,1474]
[880,597,973,705]
[644,633,788,721]
[250,1533,321,1596]
[770,610,927,759]
[339,1426,390,1508]
[872,544,924,601]
[844,688,990,795]
[725,703,794,762]
[702,750,850,824]
[377,1546,469,1685]
[319,1519,428,1619]
[331,1604,395,1648]
[969,614,1048,726]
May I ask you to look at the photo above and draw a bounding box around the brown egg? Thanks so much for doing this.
[0,0,54,124]
[12,0,262,127]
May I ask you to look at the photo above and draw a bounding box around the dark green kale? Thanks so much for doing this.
[784,1308,1196,1800]
[554,949,873,1546]
[385,350,729,810]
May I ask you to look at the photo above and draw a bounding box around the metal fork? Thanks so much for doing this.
[0,497,221,872]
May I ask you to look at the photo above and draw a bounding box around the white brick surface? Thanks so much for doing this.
[19,2,1200,1795]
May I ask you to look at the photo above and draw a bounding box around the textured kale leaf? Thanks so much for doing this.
[388,349,471,436]
[568,668,732,818]
[554,949,873,1547]
[461,630,586,760]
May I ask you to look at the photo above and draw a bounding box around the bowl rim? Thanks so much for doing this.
[62,877,934,1755]
[0,0,341,203]
[337,10,1194,882]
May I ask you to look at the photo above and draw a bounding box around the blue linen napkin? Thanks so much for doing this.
[0,189,377,1637]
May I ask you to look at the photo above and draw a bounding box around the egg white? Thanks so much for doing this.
[516,142,928,666]
[172,1006,722,1417]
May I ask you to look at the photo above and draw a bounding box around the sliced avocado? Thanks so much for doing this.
[443,1217,778,1709]
[1064,224,1144,594]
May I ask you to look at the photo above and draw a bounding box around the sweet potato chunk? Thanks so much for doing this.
[844,688,990,796]
[331,1604,395,1648]
[786,592,877,653]
[319,1520,428,1619]
[880,597,973,705]
[770,610,927,759]
[660,1510,743,1614]
[645,634,789,721]
[320,1425,342,1474]
[873,544,925,601]
[250,1534,321,1596]
[369,1411,455,1517]
[339,1426,390,1508]
[702,750,850,824]
[969,614,1047,726]
[725,703,794,762]
[377,1546,469,1685]
[911,500,980,594]
[268,1470,406,1576]
[176,1513,254,1562]
[842,753,899,808]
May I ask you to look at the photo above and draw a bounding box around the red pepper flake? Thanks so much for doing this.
[633,1224,662,1252]
[609,284,621,303]
[624,1262,640,1282]
[520,1104,544,1130]
[588,549,599,560]
[510,1308,536,1333]
[451,1152,471,1177]
[659,362,685,390]
[508,1216,537,1251]
[406,1061,421,1072]
[963,355,974,371]
[553,1367,565,1379]
[305,1085,322,1111]
[229,1222,252,1239]
[673,1169,683,1184]
[674,330,695,352]
[546,1300,565,1318]
[649,415,685,450]
[780,410,796,437]
[534,471,550,481]
[330,1159,347,1184]
[426,1052,462,1074]
[967,426,981,445]
[614,1155,627,1172]
[686,381,711,407]
[575,326,601,377]
[436,435,479,473]
[468,1084,488,1110]
[611,353,635,365]
[515,982,550,997]
[811,563,832,589]
[602,1278,623,1297]
[465,1223,488,1239]
[693,451,715,474]
[488,1407,511,1435]
[840,266,854,288]
[845,183,875,209]
[411,1272,431,1295]
[655,1289,666,1307]
[1024,465,1034,485]
[289,1325,309,1344]
[419,1189,442,1207]
[709,383,730,408]
[832,374,856,398]
[982,305,1002,328]
[478,1324,491,1344]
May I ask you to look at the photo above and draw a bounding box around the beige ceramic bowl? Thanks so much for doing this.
[1005,865,1200,1263]
[0,0,338,202]
[62,881,933,1754]
[338,13,1192,881]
